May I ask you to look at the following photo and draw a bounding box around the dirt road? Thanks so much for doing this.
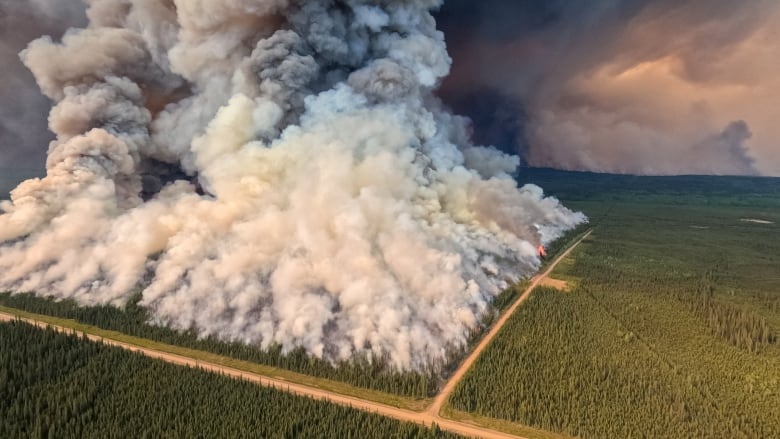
[0,230,591,439]
[428,230,593,418]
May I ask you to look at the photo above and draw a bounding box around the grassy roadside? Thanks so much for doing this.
[0,305,431,412]
[434,228,592,438]
[547,231,593,288]
[540,223,593,272]
[488,225,592,314]
[441,407,572,439]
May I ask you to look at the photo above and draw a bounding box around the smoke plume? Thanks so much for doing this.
[0,0,584,370]
[437,0,780,176]
[0,0,86,170]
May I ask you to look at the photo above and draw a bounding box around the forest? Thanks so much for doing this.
[520,168,780,207]
[0,320,459,439]
[0,220,588,402]
[5,169,777,438]
[448,175,780,438]
[0,292,438,399]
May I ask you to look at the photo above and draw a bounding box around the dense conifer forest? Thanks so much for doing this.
[0,320,459,439]
[5,170,778,439]
[0,222,587,401]
[0,292,439,398]
[449,171,780,438]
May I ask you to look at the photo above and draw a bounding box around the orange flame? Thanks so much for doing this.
[538,245,547,258]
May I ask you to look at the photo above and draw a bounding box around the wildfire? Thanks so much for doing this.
[538,245,547,259]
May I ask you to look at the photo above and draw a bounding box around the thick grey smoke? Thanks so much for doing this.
[0,0,86,172]
[437,0,780,176]
[0,0,584,370]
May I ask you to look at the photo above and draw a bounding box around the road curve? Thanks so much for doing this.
[428,229,593,418]
[0,229,591,439]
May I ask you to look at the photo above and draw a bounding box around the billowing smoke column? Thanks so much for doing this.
[0,0,585,370]
[437,0,780,176]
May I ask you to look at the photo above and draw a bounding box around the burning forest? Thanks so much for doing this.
[0,0,585,371]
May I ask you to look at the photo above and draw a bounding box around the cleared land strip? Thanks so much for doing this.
[428,229,593,418]
[0,312,514,439]
[0,229,591,439]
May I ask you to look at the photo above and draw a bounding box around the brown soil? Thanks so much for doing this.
[539,278,571,291]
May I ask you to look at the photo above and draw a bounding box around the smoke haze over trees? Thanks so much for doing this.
[0,0,585,371]
[1,0,775,373]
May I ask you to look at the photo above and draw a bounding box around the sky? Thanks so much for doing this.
[0,0,86,173]
[1,0,778,177]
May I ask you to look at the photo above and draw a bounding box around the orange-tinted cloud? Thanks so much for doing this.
[438,0,780,176]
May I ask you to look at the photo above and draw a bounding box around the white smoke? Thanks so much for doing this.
[0,0,585,370]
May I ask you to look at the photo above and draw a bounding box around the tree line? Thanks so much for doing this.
[0,320,459,439]
[448,198,780,439]
[0,292,439,398]
[449,287,780,439]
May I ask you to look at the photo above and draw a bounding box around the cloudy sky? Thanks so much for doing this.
[436,0,780,176]
[1,0,778,177]
[0,0,86,172]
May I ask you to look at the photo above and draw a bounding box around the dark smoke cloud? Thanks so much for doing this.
[436,0,780,176]
[440,88,528,160]
[0,0,86,171]
[0,0,584,370]
[5,1,777,178]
